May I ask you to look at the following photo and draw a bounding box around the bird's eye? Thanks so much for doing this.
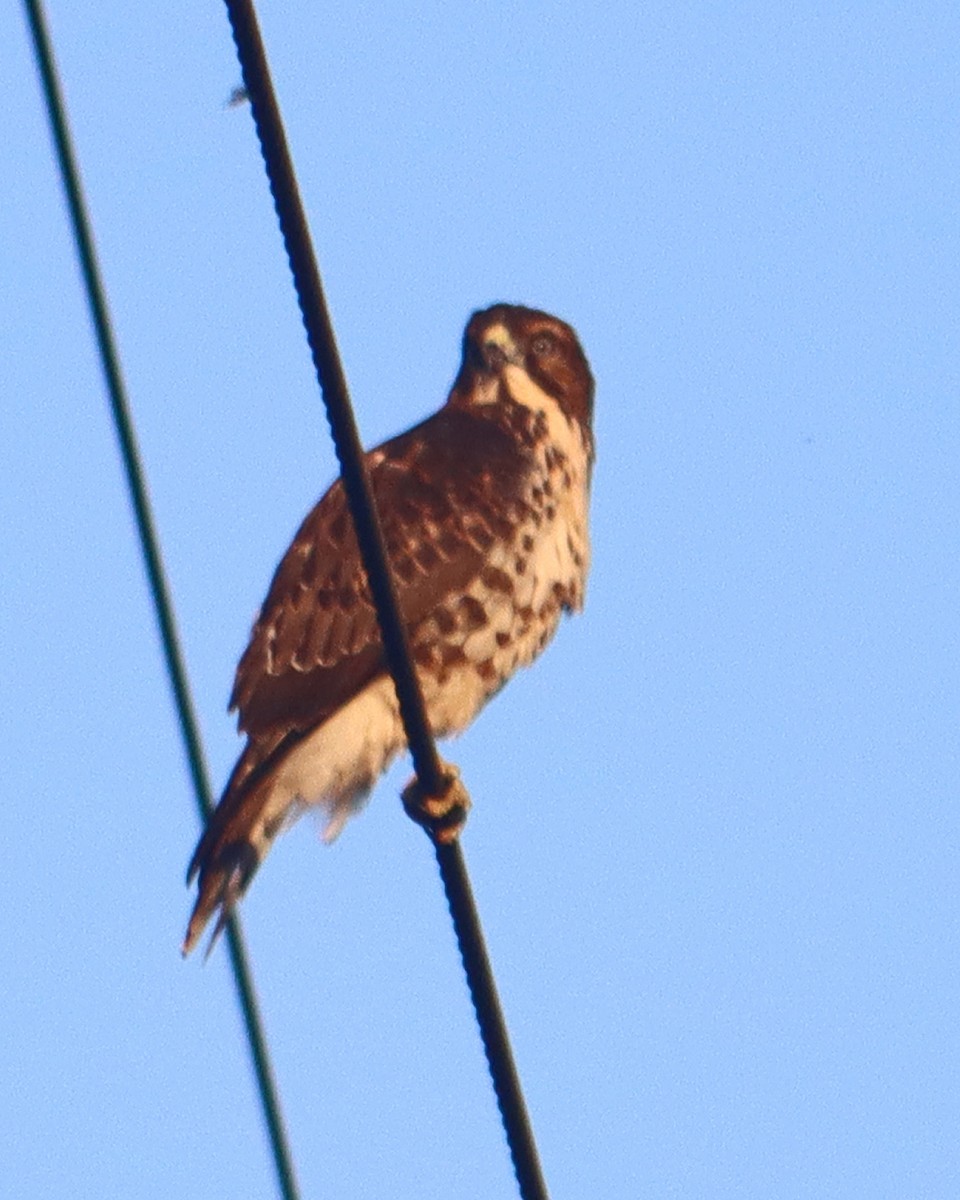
[531,331,557,357]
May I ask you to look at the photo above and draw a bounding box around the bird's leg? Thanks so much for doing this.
[401,762,471,843]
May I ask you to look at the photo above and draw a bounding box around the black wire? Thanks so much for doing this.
[436,843,550,1200]
[224,2,444,795]
[221,4,550,1198]
[21,6,301,1200]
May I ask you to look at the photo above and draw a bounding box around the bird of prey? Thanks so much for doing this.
[183,303,595,955]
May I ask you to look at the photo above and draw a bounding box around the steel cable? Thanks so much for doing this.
[21,5,301,1198]
[221,4,550,1196]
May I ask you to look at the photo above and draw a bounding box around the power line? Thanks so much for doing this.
[221,3,550,1197]
[21,5,301,1199]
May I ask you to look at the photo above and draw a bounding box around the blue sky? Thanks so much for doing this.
[4,3,959,1197]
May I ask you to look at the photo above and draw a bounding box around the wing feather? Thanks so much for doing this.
[186,404,537,908]
[230,406,534,742]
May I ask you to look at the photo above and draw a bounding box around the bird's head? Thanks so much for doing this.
[450,303,594,434]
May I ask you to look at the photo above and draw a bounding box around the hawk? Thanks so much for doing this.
[183,304,595,955]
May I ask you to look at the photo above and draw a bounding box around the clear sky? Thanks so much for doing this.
[4,3,959,1198]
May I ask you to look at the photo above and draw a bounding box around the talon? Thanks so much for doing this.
[402,763,471,843]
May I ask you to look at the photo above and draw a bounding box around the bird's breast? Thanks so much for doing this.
[410,407,591,739]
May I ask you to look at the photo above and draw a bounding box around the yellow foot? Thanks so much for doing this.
[401,763,471,843]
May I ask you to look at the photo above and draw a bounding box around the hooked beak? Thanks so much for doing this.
[478,324,520,372]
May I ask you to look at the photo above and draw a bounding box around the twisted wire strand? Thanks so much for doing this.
[221,4,549,1196]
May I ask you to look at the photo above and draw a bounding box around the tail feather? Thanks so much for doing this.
[182,841,260,958]
[182,765,282,956]
[182,699,393,956]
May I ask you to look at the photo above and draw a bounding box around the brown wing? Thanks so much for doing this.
[238,406,532,719]
[223,405,534,787]
[185,405,535,912]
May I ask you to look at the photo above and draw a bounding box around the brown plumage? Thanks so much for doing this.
[183,304,595,955]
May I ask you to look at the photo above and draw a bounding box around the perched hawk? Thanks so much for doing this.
[183,304,595,954]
